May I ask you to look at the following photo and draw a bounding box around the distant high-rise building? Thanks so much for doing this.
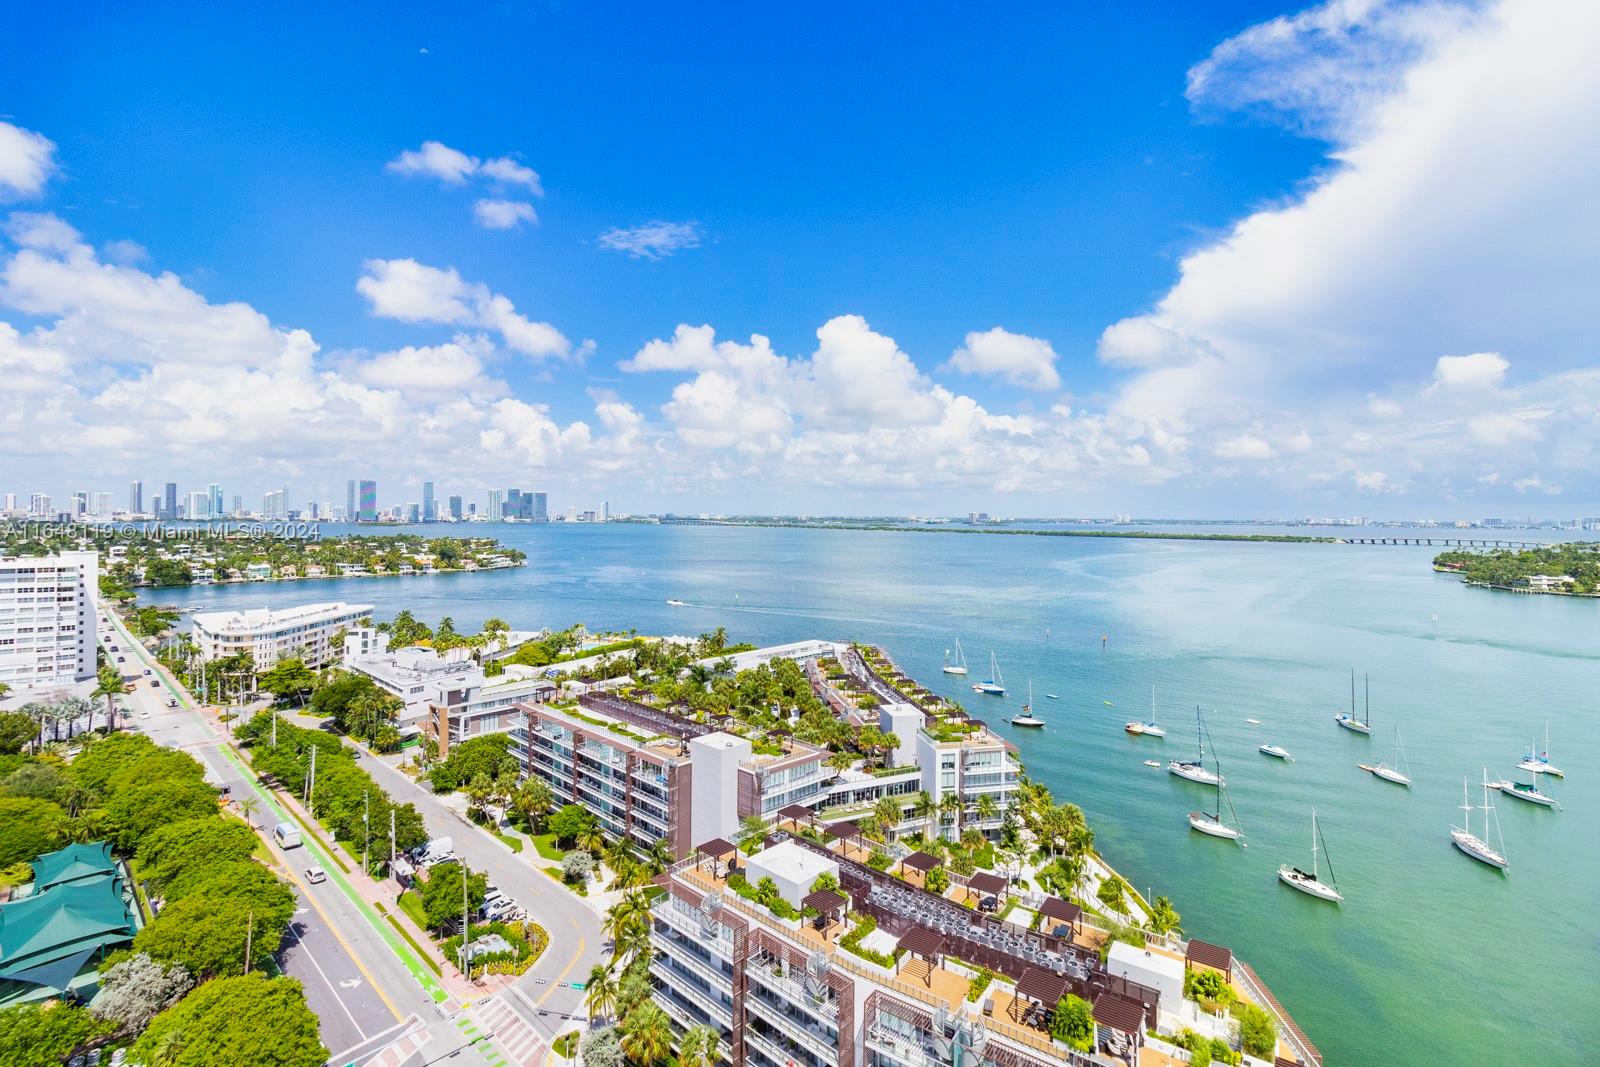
[129,480,143,515]
[505,489,523,520]
[207,483,223,518]
[262,487,287,520]
[91,492,112,517]
[346,479,356,521]
[533,491,549,522]
[232,495,243,516]
[467,502,476,518]
[358,480,377,522]
[406,502,420,523]
[29,493,51,519]
[164,482,178,519]
[185,491,208,520]
[71,491,88,516]
[486,489,504,521]
[602,500,609,522]
[2,493,16,513]
[448,495,463,520]
[422,481,435,522]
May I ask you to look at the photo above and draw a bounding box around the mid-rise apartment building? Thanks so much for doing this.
[0,551,99,690]
[190,601,372,670]
[340,628,557,751]
[508,692,836,858]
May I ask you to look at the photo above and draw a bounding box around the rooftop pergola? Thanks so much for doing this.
[695,838,738,879]
[1012,966,1070,1028]
[896,925,946,987]
[967,871,1008,899]
[1186,938,1233,974]
[1037,895,1082,936]
[776,804,814,833]
[801,888,848,933]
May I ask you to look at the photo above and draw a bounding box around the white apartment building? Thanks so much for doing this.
[190,601,372,670]
[0,552,99,690]
[341,628,557,751]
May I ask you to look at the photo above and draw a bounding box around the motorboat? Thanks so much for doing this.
[1259,743,1292,761]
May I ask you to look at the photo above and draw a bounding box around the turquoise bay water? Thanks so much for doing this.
[147,524,1598,1065]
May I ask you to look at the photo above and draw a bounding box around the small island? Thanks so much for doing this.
[0,520,525,592]
[1433,543,1600,596]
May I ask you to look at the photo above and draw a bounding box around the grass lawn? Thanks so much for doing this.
[553,1031,580,1059]
[398,889,429,928]
[543,866,587,896]
[494,831,525,853]
[532,833,566,861]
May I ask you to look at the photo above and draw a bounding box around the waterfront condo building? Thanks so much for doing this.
[340,627,558,751]
[189,601,372,670]
[0,551,99,691]
[508,692,835,858]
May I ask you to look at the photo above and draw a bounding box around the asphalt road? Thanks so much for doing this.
[350,748,607,1039]
[100,613,437,1056]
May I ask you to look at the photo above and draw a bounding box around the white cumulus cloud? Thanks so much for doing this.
[472,199,538,230]
[356,258,585,361]
[598,221,702,260]
[0,122,56,199]
[946,328,1062,390]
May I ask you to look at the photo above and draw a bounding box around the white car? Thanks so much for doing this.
[305,866,328,885]
[138,710,150,720]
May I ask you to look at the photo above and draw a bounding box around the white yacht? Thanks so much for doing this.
[1516,720,1564,778]
[1335,670,1373,735]
[971,651,1006,695]
[1126,685,1167,738]
[1488,773,1561,809]
[1359,725,1412,787]
[1188,751,1243,842]
[1277,809,1343,902]
[942,639,969,676]
[1169,708,1223,786]
[1451,770,1508,871]
[1010,680,1044,728]
[1258,743,1292,761]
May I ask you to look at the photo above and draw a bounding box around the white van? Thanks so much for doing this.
[273,822,302,849]
[416,836,454,865]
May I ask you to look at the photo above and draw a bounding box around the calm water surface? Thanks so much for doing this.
[147,523,1599,1065]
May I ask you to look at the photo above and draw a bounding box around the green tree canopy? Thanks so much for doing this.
[135,817,258,887]
[1051,994,1095,1051]
[0,796,65,866]
[1234,1002,1278,1059]
[428,733,518,793]
[258,658,317,705]
[132,974,327,1067]
[0,1002,112,1067]
[0,711,38,755]
[547,803,597,847]
[420,861,487,932]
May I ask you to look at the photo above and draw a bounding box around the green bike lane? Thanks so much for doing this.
[108,612,450,1010]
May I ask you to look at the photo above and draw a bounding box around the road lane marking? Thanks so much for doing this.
[284,906,369,1039]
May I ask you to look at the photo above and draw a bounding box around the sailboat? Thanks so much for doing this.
[1335,670,1373,735]
[942,639,969,676]
[1451,769,1508,871]
[1188,743,1243,841]
[1277,809,1343,902]
[1168,708,1222,785]
[1488,768,1561,809]
[1010,680,1044,728]
[1125,685,1167,737]
[971,652,1006,695]
[1359,725,1412,786]
[1516,720,1565,778]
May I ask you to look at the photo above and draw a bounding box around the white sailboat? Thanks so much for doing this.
[1010,679,1044,728]
[1516,720,1564,778]
[1360,724,1412,787]
[1335,670,1373,735]
[1277,809,1343,902]
[971,652,1006,695]
[1188,747,1243,842]
[1451,769,1508,871]
[1168,708,1222,785]
[942,639,969,676]
[1126,685,1167,737]
[1488,768,1561,809]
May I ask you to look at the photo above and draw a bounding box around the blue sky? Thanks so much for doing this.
[3,1,1597,517]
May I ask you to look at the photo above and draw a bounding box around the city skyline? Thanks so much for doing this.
[3,3,1599,516]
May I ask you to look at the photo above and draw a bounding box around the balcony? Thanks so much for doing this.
[649,958,732,1026]
[864,1026,943,1067]
[745,989,839,1062]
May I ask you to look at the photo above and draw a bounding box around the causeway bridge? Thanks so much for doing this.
[1336,537,1555,549]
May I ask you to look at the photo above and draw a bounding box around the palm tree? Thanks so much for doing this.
[238,796,260,829]
[513,777,554,834]
[874,796,903,840]
[975,792,999,829]
[620,1002,674,1066]
[464,773,495,821]
[685,663,713,690]
[577,823,607,859]
[584,963,618,1022]
[678,1024,722,1067]
[912,791,938,840]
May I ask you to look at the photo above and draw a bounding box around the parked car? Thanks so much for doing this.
[142,668,151,676]
[138,710,150,720]
[149,680,160,688]
[166,698,178,708]
[116,656,125,663]
[305,866,328,885]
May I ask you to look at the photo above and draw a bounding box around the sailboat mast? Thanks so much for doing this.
[1365,675,1371,728]
[1310,809,1319,880]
